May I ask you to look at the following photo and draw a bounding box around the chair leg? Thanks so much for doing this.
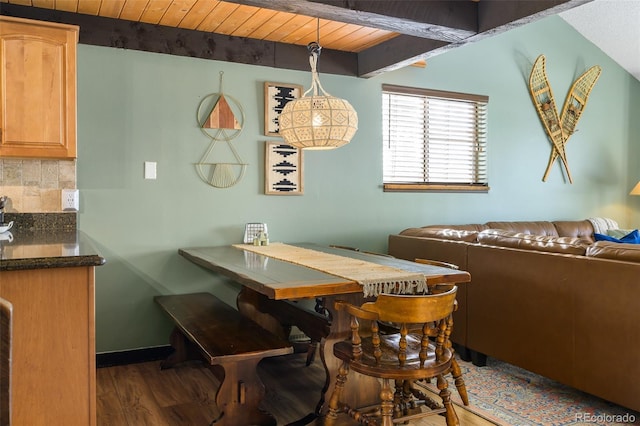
[305,341,317,366]
[380,378,395,426]
[325,361,350,422]
[450,357,469,405]
[437,374,459,426]
[393,379,403,418]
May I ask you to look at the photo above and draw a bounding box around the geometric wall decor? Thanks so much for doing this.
[195,71,247,188]
[264,141,304,195]
[264,82,302,136]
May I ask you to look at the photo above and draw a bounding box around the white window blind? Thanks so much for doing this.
[382,84,489,191]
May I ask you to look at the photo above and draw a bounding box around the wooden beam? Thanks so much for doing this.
[0,3,358,76]
[477,0,594,32]
[0,0,594,79]
[310,0,478,30]
[222,0,477,42]
[358,0,594,78]
[358,35,448,78]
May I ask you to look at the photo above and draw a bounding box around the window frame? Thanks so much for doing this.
[382,84,490,193]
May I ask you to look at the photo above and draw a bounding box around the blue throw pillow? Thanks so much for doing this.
[594,229,640,244]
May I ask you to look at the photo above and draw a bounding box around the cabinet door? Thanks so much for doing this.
[0,17,78,159]
[0,267,96,426]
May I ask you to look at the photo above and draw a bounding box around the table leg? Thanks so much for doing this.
[235,288,381,420]
[316,293,382,416]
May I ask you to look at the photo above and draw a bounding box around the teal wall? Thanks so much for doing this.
[77,15,640,353]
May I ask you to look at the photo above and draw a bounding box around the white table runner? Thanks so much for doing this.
[233,243,427,297]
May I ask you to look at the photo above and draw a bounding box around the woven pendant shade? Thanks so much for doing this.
[279,43,358,150]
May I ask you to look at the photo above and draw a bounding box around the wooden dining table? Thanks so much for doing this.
[178,243,471,421]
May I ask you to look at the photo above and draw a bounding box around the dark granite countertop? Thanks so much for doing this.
[0,227,105,271]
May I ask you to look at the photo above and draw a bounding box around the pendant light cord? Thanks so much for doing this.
[305,17,330,97]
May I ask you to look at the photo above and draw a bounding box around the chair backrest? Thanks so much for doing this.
[360,286,457,324]
[1,297,12,425]
[414,258,459,270]
[335,287,458,369]
[330,245,394,258]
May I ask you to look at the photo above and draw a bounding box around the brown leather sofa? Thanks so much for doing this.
[388,220,640,412]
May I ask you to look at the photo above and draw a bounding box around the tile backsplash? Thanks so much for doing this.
[0,159,77,212]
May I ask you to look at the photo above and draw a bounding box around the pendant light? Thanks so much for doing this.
[278,20,358,150]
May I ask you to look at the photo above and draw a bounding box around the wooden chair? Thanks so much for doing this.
[330,244,395,258]
[413,258,469,406]
[325,287,459,426]
[1,297,12,426]
[414,258,459,270]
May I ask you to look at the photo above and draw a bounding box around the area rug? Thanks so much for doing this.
[422,356,640,425]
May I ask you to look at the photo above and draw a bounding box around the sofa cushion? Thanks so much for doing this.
[477,229,591,255]
[594,229,640,244]
[606,228,636,239]
[399,227,479,242]
[484,221,559,236]
[422,224,488,232]
[552,220,595,241]
[586,241,640,263]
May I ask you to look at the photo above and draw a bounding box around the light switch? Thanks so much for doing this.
[144,161,157,180]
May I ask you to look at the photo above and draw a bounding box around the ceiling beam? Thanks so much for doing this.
[1,0,594,79]
[477,0,594,32]
[358,35,448,78]
[0,3,359,76]
[309,1,478,30]
[222,0,477,42]
[357,0,594,77]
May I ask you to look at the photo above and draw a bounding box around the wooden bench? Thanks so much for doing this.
[154,292,293,426]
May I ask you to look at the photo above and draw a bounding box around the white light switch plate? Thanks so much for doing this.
[144,161,157,180]
[62,189,79,211]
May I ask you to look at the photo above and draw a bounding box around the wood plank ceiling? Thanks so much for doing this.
[0,0,593,77]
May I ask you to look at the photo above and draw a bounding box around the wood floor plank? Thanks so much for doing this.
[169,361,220,406]
[135,361,193,408]
[98,354,497,426]
[260,355,325,421]
[109,364,172,426]
[96,367,128,426]
[96,367,116,397]
[160,402,220,425]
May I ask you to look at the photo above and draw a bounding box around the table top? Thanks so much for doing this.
[179,243,470,300]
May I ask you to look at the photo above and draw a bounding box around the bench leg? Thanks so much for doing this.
[160,327,201,369]
[209,358,276,426]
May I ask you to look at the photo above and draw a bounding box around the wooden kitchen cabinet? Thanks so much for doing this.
[0,16,78,159]
[0,266,97,425]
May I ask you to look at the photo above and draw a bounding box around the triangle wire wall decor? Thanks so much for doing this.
[196,71,247,188]
[528,54,601,183]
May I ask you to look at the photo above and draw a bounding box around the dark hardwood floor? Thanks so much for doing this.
[97,352,495,425]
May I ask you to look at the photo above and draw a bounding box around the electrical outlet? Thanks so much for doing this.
[62,189,79,211]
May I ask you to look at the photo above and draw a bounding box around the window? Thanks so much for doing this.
[382,84,489,192]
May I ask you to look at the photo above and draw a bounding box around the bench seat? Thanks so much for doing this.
[155,292,293,426]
